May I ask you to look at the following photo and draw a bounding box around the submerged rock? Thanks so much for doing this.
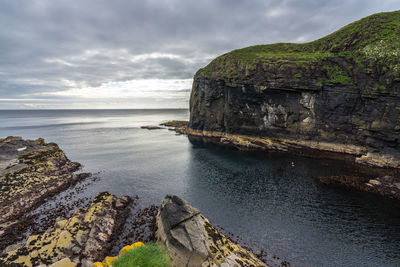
[157,195,267,267]
[0,192,131,267]
[141,125,163,130]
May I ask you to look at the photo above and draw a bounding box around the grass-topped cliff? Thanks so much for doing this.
[196,10,400,89]
[189,10,400,169]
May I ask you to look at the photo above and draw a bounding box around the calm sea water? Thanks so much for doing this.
[0,109,399,267]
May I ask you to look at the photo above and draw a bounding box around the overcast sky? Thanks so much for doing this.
[0,0,399,109]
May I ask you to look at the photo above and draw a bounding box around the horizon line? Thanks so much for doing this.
[0,108,189,111]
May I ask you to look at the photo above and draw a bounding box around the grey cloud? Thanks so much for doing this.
[0,0,399,107]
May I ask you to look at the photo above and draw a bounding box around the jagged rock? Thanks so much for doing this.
[0,192,131,267]
[157,195,267,267]
[188,11,400,169]
[0,137,90,250]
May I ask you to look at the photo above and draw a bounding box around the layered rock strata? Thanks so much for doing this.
[189,11,400,169]
[0,137,91,249]
[157,195,267,267]
[0,192,131,267]
[0,136,88,223]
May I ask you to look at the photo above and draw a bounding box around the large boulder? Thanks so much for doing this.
[157,195,267,267]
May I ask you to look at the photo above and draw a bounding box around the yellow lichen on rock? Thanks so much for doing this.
[98,241,146,266]
[157,195,267,266]
[118,244,134,257]
[49,257,77,267]
[102,256,117,266]
[0,136,22,143]
[0,192,131,267]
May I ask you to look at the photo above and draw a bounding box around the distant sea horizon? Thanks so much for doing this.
[1,109,399,266]
[0,108,189,111]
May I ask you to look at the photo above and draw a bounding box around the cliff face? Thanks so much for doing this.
[189,11,400,168]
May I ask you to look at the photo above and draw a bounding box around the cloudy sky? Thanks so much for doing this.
[0,0,399,109]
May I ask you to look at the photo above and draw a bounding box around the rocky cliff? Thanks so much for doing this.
[189,11,400,168]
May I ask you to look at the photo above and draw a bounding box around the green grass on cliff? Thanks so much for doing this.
[113,244,171,267]
[197,10,400,84]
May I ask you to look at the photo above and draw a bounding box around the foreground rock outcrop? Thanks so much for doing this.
[0,136,90,250]
[189,10,400,169]
[0,192,131,267]
[157,195,267,267]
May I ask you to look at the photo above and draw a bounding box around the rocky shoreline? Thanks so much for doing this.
[0,137,276,266]
[0,137,91,251]
[0,192,131,266]
[160,121,400,203]
[315,174,400,202]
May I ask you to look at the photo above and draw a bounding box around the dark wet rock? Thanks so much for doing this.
[315,175,400,201]
[157,195,267,267]
[0,192,131,267]
[160,120,188,128]
[140,125,163,130]
[160,120,189,135]
[109,200,159,256]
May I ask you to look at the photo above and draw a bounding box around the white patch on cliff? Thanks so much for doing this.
[264,103,288,128]
[300,93,315,114]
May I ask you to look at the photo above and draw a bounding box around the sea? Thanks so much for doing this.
[0,109,399,267]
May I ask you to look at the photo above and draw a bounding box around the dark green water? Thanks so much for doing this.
[0,109,399,267]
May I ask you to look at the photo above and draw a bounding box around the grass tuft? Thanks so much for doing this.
[113,244,171,267]
[196,10,400,85]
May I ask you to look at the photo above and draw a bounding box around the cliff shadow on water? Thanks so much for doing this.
[185,135,400,266]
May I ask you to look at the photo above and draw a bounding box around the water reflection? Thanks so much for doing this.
[0,109,399,266]
[185,139,400,266]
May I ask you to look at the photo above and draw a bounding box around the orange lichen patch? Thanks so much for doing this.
[118,245,134,257]
[99,242,146,266]
[93,262,104,267]
[102,256,117,266]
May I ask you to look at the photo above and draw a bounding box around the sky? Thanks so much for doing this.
[0,0,399,109]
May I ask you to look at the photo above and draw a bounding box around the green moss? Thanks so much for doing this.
[315,79,324,87]
[396,106,400,110]
[294,73,302,79]
[113,244,171,267]
[375,83,386,90]
[196,10,400,85]
[322,65,353,86]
